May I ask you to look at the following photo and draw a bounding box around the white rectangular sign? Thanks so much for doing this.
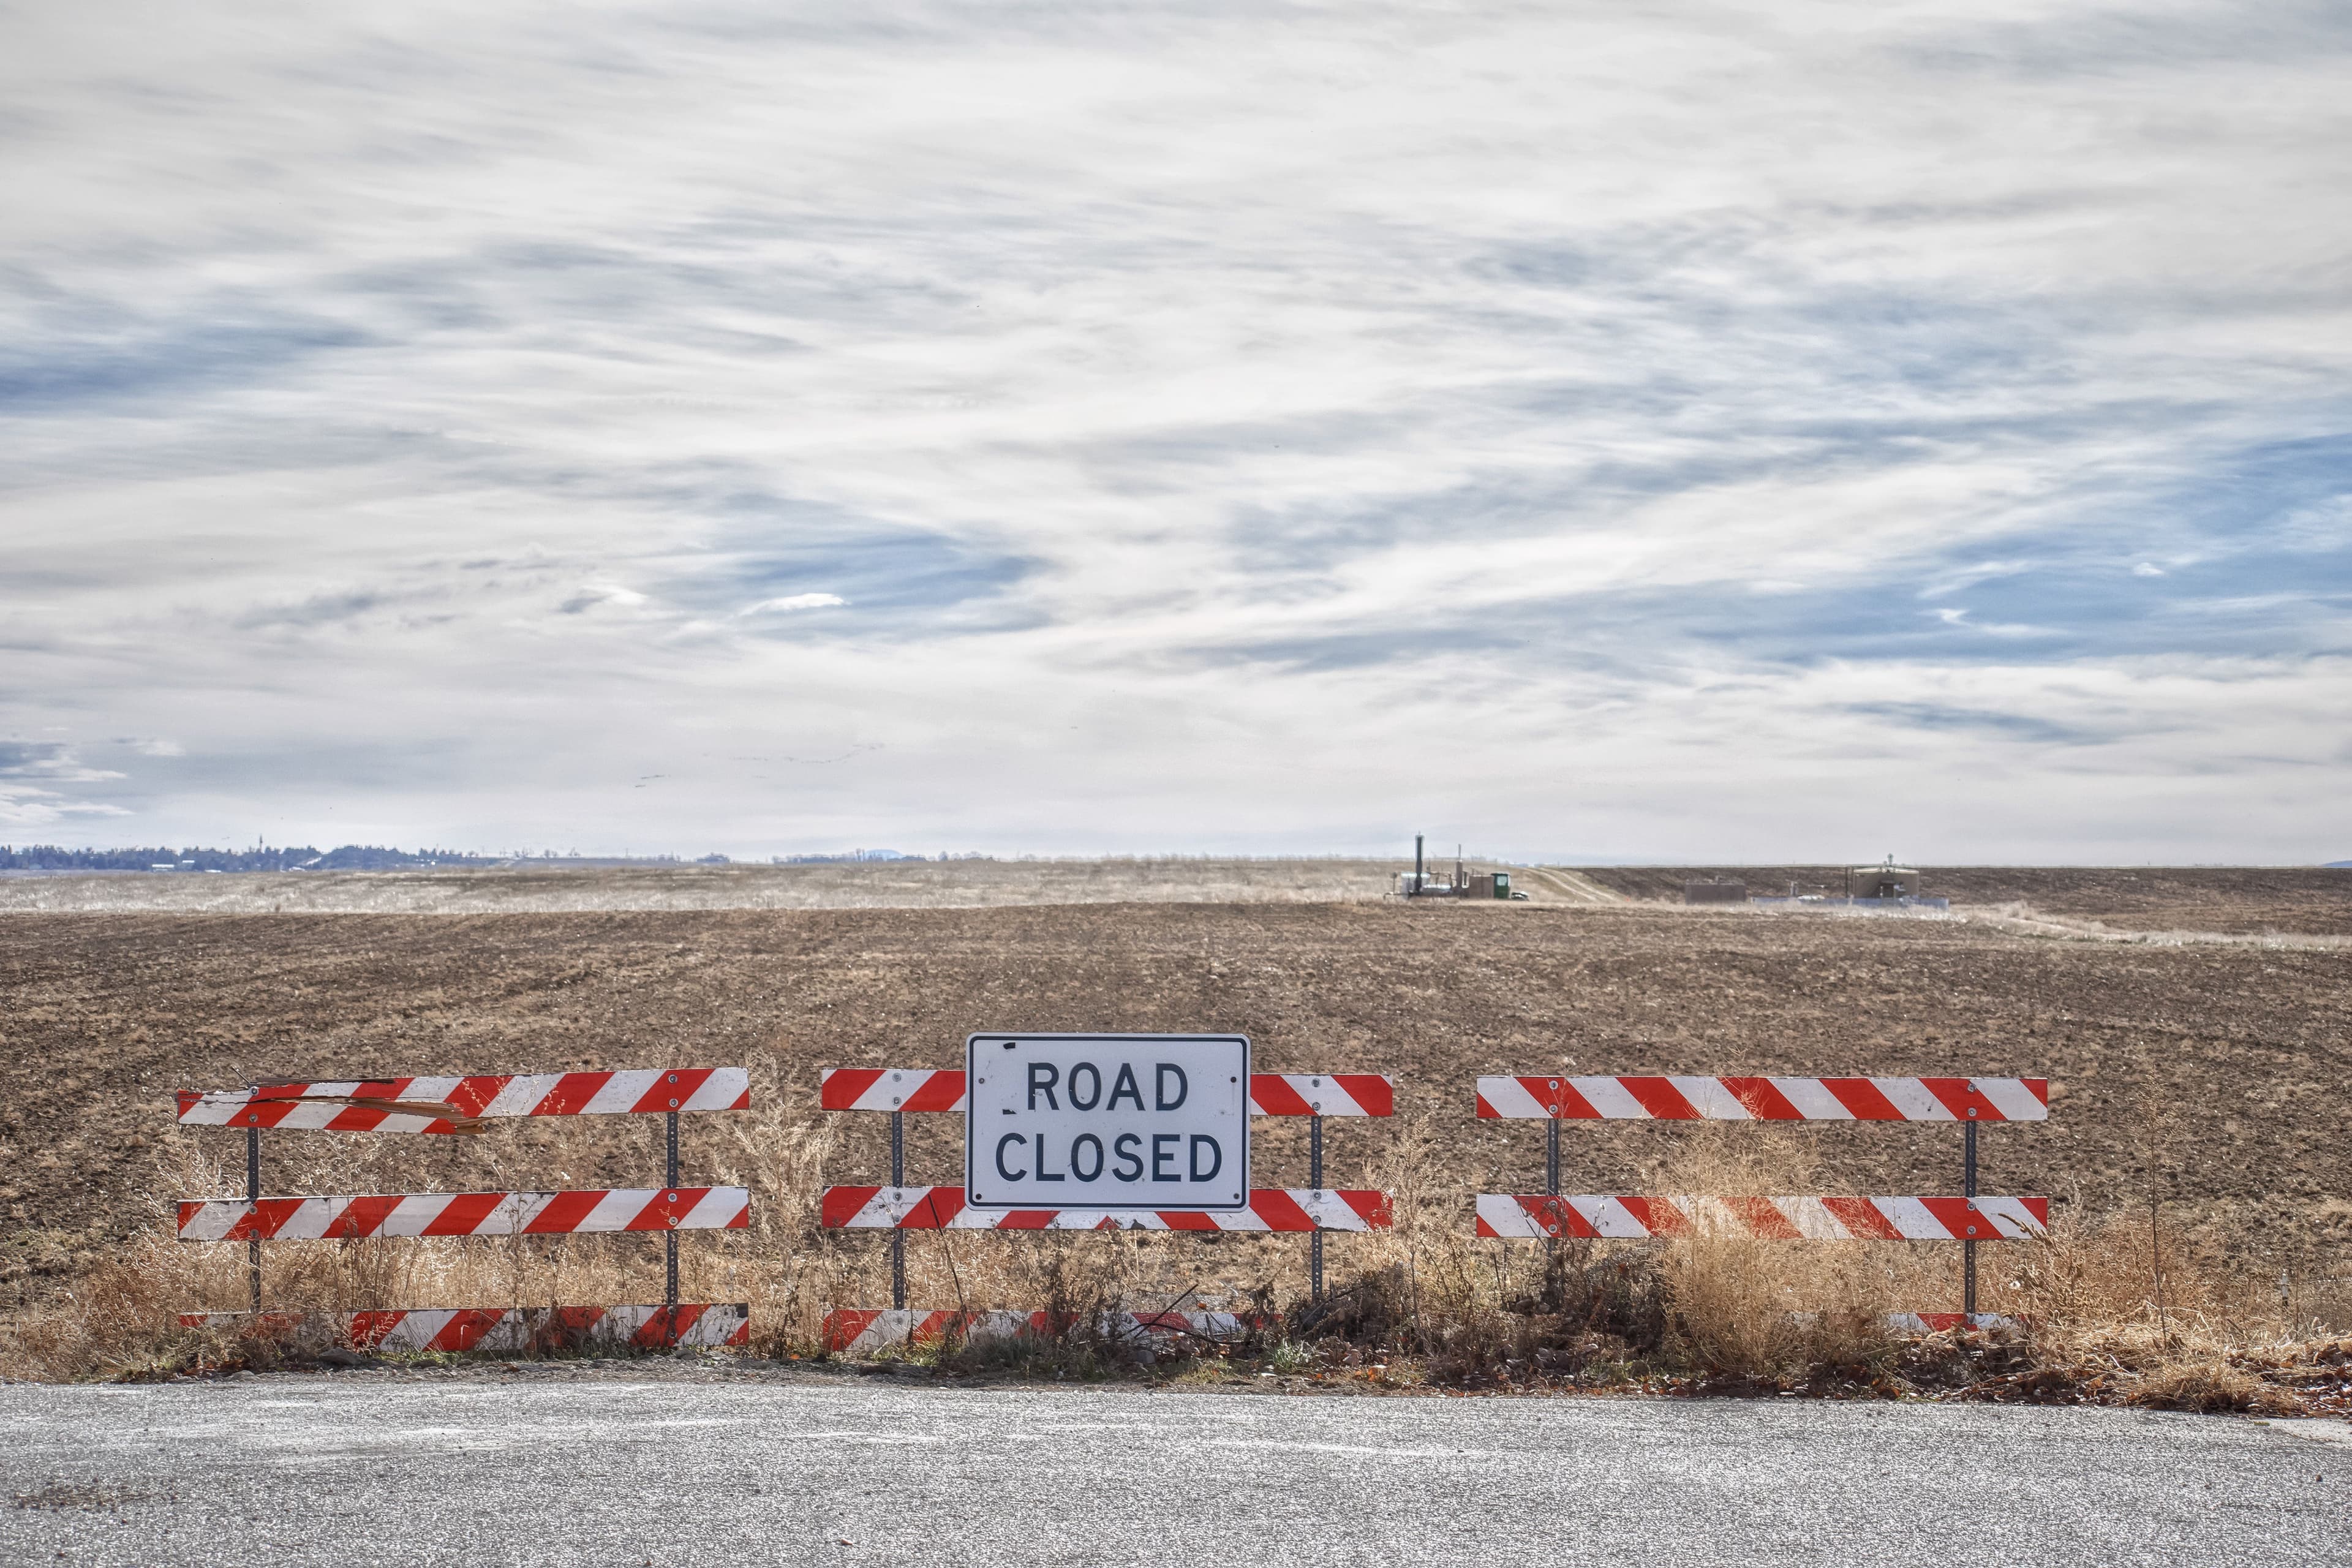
[963,1033,1251,1212]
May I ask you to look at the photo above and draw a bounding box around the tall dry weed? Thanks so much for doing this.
[1641,1127,1926,1379]
[1326,1106,1667,1381]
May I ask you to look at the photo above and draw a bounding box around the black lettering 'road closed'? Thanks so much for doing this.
[963,1035,1250,1212]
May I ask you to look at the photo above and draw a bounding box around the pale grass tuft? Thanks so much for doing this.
[2128,1357,2300,1415]
[1645,1127,1908,1379]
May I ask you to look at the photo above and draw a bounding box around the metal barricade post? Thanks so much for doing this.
[1964,1116,1979,1316]
[245,1084,261,1316]
[665,1107,680,1315]
[890,1109,907,1312]
[1308,1111,1324,1304]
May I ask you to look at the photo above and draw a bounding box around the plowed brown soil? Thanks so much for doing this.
[4,895,2347,1314]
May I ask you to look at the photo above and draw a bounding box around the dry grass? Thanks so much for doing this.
[1,1078,828,1379]
[1643,1131,1912,1379]
[1251,1120,2348,1403]
[2127,1360,2300,1415]
[1962,904,2352,952]
[6,1106,2347,1408]
[6,1067,2345,1403]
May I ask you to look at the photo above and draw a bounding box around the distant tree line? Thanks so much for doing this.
[766,850,917,864]
[0,844,492,871]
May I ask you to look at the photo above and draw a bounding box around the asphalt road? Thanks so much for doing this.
[4,1376,2348,1566]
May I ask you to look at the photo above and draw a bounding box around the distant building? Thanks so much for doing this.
[1850,859,1920,899]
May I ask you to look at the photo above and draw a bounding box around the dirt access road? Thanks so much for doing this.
[1584,865,2352,935]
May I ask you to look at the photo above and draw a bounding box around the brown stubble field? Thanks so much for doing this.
[3,890,2347,1322]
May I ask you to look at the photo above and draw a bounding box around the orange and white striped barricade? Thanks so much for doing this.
[176,1186,752,1240]
[175,1066,752,1348]
[175,1068,751,1133]
[1474,1074,2049,1319]
[1471,1194,2048,1241]
[818,1062,1393,1345]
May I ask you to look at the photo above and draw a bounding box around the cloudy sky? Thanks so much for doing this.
[4,2,2347,862]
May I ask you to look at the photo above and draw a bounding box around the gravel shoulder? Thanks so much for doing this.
[4,1376,2347,1566]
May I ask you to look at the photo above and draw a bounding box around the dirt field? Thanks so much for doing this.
[4,892,2346,1317]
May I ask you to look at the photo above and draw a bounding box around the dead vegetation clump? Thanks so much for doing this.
[1292,1121,1913,1394]
[2127,1360,2299,1415]
[1199,1120,2352,1409]
[1642,1129,1905,1384]
[1940,1189,2352,1415]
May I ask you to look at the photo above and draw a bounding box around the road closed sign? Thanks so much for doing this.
[963,1034,1250,1212]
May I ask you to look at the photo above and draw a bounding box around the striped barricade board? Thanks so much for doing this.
[821,1185,1391,1232]
[1474,1075,2048,1122]
[1246,1074,1392,1117]
[820,1069,1393,1117]
[176,1186,752,1242]
[1473,1193,2049,1241]
[821,1308,1253,1355]
[177,1068,751,1133]
[176,1303,750,1352]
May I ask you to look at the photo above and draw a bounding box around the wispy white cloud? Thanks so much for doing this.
[741,593,846,614]
[0,788,132,827]
[1936,610,2056,639]
[1920,561,2035,600]
[558,583,650,614]
[0,2,2346,859]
